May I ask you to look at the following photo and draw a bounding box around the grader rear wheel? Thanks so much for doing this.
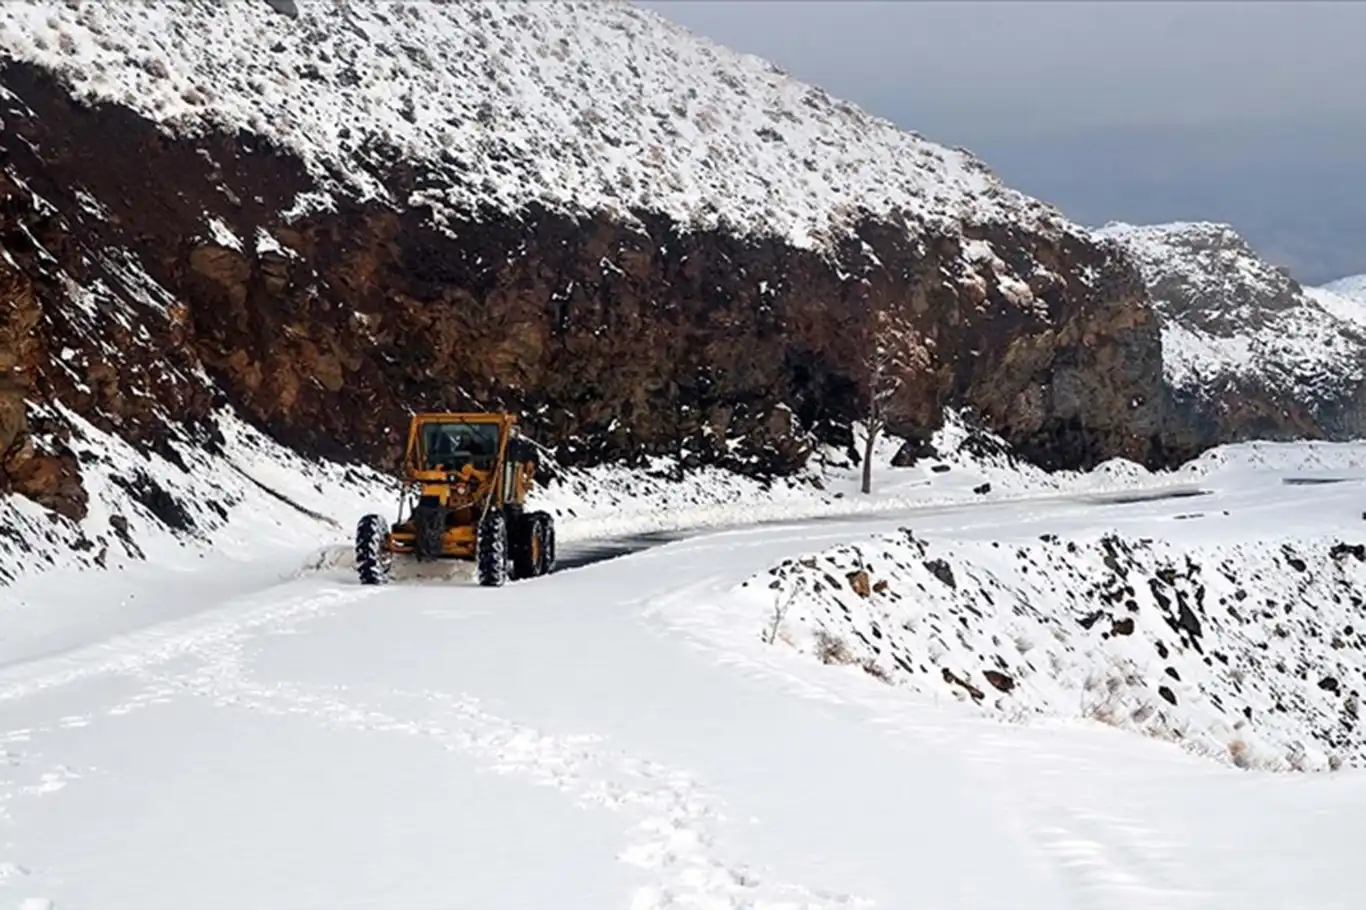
[535,512,556,574]
[512,511,554,579]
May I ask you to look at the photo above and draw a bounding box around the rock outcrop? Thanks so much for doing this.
[1095,222,1366,455]
[1,0,1170,522]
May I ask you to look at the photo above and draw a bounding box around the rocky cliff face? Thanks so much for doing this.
[2,0,1169,526]
[1095,222,1366,454]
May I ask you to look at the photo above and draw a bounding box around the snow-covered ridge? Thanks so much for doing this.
[0,0,1068,249]
[1094,221,1366,398]
[1094,221,1298,328]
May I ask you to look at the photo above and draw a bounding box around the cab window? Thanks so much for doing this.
[419,422,501,471]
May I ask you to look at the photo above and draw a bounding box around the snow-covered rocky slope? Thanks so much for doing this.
[726,440,1366,772]
[1095,221,1366,449]
[0,0,1056,247]
[0,0,1172,558]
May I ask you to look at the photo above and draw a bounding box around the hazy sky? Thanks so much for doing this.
[638,0,1366,284]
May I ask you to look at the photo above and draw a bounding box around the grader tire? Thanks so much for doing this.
[536,512,556,574]
[355,513,391,585]
[476,511,509,587]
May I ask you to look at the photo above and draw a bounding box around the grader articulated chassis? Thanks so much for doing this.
[354,412,555,587]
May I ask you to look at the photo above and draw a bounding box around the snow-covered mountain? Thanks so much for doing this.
[1094,221,1366,450]
[6,6,1366,900]
[0,0,1177,563]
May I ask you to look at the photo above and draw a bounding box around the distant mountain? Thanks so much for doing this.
[1316,274,1366,305]
[1094,221,1366,451]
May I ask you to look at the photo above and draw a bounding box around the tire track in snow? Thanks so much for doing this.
[0,583,378,704]
[136,638,872,910]
[0,585,373,898]
[1029,806,1224,910]
[642,572,1219,910]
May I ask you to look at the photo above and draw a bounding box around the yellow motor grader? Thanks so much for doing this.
[354,412,555,586]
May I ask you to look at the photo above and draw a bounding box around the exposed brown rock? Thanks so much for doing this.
[942,667,985,702]
[0,249,40,457]
[983,669,1015,693]
[2,432,86,520]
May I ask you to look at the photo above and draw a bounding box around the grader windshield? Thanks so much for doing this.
[417,420,502,472]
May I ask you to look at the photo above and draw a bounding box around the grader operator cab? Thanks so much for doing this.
[354,412,555,587]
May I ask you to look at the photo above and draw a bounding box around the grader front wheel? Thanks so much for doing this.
[476,511,509,587]
[355,513,392,585]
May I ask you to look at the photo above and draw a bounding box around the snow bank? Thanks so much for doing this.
[738,512,1366,772]
[0,0,1068,250]
[1171,437,1366,481]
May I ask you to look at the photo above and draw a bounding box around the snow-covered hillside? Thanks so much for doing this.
[711,441,1366,774]
[1094,221,1366,451]
[1094,221,1366,398]
[1,0,1174,531]
[0,0,1068,250]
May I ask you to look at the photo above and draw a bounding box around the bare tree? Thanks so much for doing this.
[858,308,930,495]
[762,577,803,645]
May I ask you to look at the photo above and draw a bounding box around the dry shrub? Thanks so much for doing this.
[813,629,853,665]
[860,658,891,683]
